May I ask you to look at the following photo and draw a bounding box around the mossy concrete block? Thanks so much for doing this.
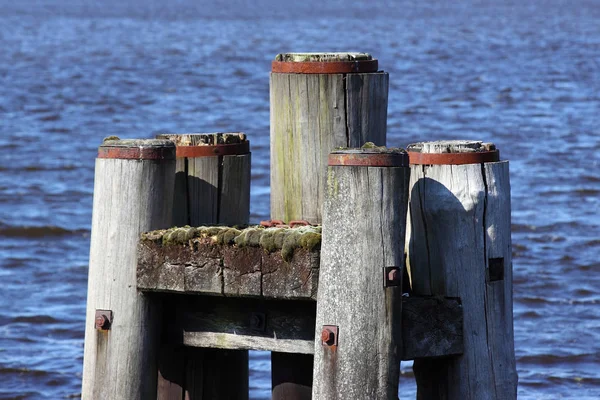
[262,248,320,300]
[223,246,262,297]
[137,225,321,300]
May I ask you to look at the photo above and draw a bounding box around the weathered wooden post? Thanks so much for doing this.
[157,133,251,226]
[82,138,176,399]
[405,140,518,399]
[269,52,389,399]
[313,148,409,399]
[270,52,389,224]
[155,133,251,399]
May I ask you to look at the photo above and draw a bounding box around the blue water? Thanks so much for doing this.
[0,0,599,398]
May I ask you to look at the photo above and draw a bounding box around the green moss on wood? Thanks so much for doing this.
[141,224,322,262]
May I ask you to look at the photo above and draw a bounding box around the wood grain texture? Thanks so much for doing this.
[401,296,463,360]
[138,239,320,300]
[173,296,316,354]
[270,72,388,224]
[155,133,251,400]
[82,154,175,399]
[313,163,409,400]
[219,154,251,225]
[405,143,517,399]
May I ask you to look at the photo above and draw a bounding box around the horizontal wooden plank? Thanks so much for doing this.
[184,332,314,354]
[161,294,463,359]
[137,226,321,300]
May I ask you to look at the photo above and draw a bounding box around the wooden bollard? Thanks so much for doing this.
[155,133,250,400]
[405,140,517,399]
[157,132,251,226]
[313,148,409,399]
[82,139,176,399]
[270,52,389,224]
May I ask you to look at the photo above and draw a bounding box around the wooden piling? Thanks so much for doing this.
[82,138,176,399]
[157,132,251,226]
[270,52,389,224]
[155,133,250,400]
[313,148,409,399]
[405,140,517,399]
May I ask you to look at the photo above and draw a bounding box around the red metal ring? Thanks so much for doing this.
[328,153,408,167]
[98,145,175,160]
[272,60,378,74]
[408,150,500,165]
[175,141,250,158]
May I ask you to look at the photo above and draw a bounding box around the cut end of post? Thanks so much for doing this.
[328,144,408,167]
[98,138,176,160]
[407,140,499,165]
[272,52,378,74]
[156,133,250,158]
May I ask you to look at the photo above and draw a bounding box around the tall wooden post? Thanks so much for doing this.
[82,139,176,399]
[269,52,389,399]
[405,140,517,399]
[313,148,409,399]
[270,52,389,225]
[155,133,251,400]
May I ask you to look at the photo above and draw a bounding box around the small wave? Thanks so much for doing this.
[38,114,61,122]
[0,367,49,377]
[46,127,71,134]
[519,353,598,365]
[0,225,88,238]
[12,315,59,324]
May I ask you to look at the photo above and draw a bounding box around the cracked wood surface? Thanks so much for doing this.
[82,144,175,399]
[137,238,320,300]
[269,72,388,224]
[313,162,409,400]
[405,140,517,400]
[159,294,462,359]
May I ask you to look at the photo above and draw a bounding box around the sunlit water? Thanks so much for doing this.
[0,1,599,398]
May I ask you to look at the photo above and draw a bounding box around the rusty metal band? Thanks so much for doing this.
[98,146,175,160]
[175,141,250,158]
[408,150,500,165]
[328,153,408,167]
[272,60,378,74]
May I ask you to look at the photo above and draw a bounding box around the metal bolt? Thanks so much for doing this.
[321,328,334,345]
[95,315,108,330]
[95,309,112,330]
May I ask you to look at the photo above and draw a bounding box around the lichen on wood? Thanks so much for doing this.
[141,224,322,262]
[274,52,372,62]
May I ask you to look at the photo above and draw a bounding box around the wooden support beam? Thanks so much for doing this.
[156,294,463,360]
[154,133,251,400]
[406,140,517,399]
[313,148,409,399]
[137,225,321,300]
[82,138,176,399]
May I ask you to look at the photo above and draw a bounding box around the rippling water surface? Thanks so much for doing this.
[0,0,599,398]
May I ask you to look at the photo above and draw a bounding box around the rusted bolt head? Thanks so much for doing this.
[388,268,399,282]
[95,315,107,330]
[321,328,334,345]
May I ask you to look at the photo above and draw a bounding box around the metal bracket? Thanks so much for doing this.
[321,325,338,347]
[383,266,401,287]
[95,309,112,331]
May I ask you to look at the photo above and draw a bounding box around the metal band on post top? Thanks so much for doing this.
[272,52,378,74]
[156,133,250,158]
[407,140,500,165]
[407,150,499,165]
[175,141,250,158]
[328,149,408,167]
[98,139,176,160]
